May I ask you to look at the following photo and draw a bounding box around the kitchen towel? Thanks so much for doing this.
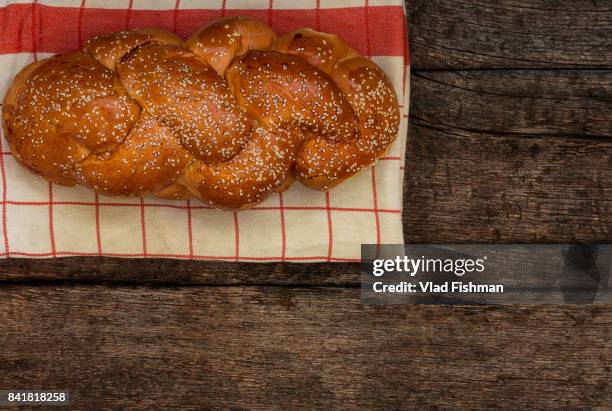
[0,0,409,261]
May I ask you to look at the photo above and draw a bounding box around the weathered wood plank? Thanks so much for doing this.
[407,0,612,69]
[404,122,612,242]
[411,70,612,138]
[0,258,358,285]
[0,286,609,409]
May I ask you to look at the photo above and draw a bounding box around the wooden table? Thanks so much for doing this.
[1,1,610,409]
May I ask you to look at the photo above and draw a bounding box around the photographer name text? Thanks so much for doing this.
[373,281,503,294]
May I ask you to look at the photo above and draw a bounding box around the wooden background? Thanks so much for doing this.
[1,1,611,409]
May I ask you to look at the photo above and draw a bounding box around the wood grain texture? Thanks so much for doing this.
[411,70,612,138]
[0,286,610,409]
[407,0,612,70]
[403,122,612,242]
[404,69,612,243]
[0,257,359,285]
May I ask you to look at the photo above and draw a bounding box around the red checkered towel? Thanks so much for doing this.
[0,0,409,261]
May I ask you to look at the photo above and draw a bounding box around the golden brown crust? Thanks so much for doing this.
[2,16,400,210]
[274,29,400,190]
[185,126,302,209]
[86,28,183,71]
[75,113,192,196]
[3,53,140,185]
[117,42,251,164]
[185,16,276,76]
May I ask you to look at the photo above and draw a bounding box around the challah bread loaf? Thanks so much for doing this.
[2,16,400,210]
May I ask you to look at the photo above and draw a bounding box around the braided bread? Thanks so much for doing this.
[2,17,400,210]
